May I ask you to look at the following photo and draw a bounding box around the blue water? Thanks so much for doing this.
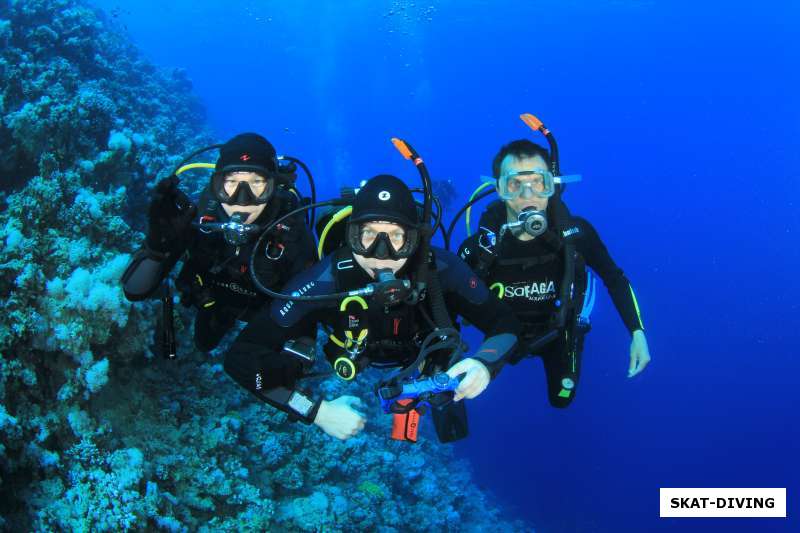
[95,1,799,530]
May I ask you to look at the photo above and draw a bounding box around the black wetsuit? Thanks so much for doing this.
[458,200,644,407]
[122,189,317,351]
[223,246,519,441]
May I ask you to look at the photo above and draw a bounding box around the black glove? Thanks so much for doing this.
[146,175,197,254]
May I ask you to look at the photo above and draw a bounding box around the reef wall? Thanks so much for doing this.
[0,0,529,531]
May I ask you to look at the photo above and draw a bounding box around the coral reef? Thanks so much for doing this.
[0,0,209,212]
[0,0,531,531]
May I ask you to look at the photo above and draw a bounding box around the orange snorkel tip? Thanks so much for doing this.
[391,137,413,160]
[520,113,546,133]
[392,137,423,166]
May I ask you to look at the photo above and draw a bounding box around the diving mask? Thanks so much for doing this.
[212,171,275,206]
[483,171,582,201]
[347,222,419,260]
[499,169,554,200]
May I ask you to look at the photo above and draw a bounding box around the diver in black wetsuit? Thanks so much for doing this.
[223,174,519,442]
[121,133,316,353]
[458,138,651,408]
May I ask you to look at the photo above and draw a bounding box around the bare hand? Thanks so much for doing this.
[628,330,651,378]
[446,358,491,401]
[313,395,366,440]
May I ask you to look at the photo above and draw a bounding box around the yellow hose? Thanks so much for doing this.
[176,162,216,175]
[465,182,493,237]
[317,206,353,259]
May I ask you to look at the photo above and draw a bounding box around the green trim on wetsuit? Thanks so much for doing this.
[628,284,645,331]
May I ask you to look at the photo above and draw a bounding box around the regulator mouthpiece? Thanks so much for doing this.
[520,208,548,237]
[500,208,548,239]
[223,212,254,245]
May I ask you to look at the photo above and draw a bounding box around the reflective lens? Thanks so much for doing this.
[497,169,555,200]
[360,226,406,251]
[347,222,419,260]
[223,174,270,196]
[213,171,275,205]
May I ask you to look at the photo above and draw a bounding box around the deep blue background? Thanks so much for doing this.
[94,1,799,531]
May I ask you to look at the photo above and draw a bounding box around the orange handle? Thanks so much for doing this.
[391,400,420,442]
[391,138,413,160]
[520,113,544,132]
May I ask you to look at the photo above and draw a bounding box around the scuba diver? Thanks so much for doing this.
[223,139,520,443]
[454,114,651,408]
[121,133,317,354]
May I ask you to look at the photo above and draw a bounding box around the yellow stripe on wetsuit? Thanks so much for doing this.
[628,284,644,331]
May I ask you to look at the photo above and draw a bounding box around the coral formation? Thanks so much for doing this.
[0,0,531,530]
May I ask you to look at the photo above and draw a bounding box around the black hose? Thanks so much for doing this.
[538,123,563,193]
[384,327,462,386]
[280,155,317,228]
[398,141,433,305]
[431,194,449,249]
[249,199,356,302]
[546,133,560,176]
[426,263,453,330]
[444,188,494,249]
[410,188,447,249]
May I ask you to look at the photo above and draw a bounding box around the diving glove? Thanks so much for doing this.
[146,175,197,253]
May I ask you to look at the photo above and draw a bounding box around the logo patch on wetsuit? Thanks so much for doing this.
[503,280,557,301]
[348,314,360,328]
[213,280,257,297]
[279,281,316,317]
[562,226,580,238]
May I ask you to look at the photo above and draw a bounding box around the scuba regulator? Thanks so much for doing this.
[371,268,413,307]
[501,207,548,240]
[193,212,261,246]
